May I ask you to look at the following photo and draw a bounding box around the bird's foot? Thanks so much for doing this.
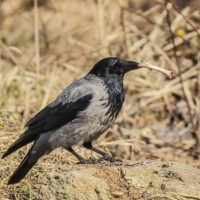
[76,156,98,164]
[76,155,122,164]
[99,154,123,163]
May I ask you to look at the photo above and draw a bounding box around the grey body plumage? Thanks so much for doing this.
[30,74,120,162]
[2,57,140,184]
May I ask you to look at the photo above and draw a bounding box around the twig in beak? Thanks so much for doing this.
[138,60,174,79]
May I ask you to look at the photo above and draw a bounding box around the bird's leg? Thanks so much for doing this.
[83,142,122,162]
[67,147,97,164]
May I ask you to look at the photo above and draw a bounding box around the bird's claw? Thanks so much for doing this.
[113,158,123,162]
[76,156,98,164]
[99,154,123,163]
[76,155,123,164]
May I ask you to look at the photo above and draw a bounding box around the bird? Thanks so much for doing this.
[2,57,141,185]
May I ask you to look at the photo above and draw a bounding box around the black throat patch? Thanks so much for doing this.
[103,77,125,122]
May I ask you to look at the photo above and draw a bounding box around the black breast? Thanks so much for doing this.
[103,78,125,123]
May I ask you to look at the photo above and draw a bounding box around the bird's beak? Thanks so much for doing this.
[125,61,140,72]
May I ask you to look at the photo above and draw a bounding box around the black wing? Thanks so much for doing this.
[2,94,93,158]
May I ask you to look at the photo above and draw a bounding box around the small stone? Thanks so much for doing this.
[111,191,124,198]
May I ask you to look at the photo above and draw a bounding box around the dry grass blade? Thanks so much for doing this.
[165,0,199,155]
[148,194,179,200]
[1,0,200,199]
[168,192,200,200]
[0,40,22,68]
[34,0,40,81]
[99,139,146,146]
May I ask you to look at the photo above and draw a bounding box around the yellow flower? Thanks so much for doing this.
[0,125,2,129]
[177,29,184,36]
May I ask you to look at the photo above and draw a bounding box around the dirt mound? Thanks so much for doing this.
[37,160,200,200]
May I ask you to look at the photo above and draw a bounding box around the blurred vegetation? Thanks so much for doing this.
[0,0,200,199]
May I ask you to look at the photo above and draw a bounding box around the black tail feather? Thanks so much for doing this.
[8,147,37,185]
[2,135,36,159]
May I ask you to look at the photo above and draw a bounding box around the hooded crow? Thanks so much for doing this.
[2,57,141,184]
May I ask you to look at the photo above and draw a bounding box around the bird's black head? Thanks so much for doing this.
[88,57,140,79]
